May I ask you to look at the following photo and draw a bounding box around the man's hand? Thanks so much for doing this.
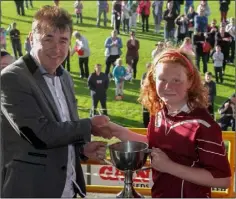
[91,115,112,139]
[83,141,107,161]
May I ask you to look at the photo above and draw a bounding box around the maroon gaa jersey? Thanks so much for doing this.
[147,105,231,198]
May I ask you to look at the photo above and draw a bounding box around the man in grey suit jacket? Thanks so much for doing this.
[1,6,112,198]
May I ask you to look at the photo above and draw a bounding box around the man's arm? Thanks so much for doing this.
[1,70,109,149]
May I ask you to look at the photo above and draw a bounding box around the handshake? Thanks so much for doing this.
[90,115,114,139]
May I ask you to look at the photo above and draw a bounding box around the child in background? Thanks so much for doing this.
[112,58,126,100]
[74,0,83,24]
[0,28,7,50]
[212,45,224,84]
[108,48,231,197]
[203,72,216,118]
[180,37,195,56]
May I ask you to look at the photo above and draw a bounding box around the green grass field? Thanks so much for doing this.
[1,1,235,127]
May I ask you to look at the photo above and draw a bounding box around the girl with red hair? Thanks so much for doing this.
[108,48,231,197]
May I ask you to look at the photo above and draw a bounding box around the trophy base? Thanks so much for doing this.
[116,186,144,198]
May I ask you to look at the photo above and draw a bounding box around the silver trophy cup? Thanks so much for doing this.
[106,141,151,198]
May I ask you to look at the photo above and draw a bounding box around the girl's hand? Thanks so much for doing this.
[151,148,173,173]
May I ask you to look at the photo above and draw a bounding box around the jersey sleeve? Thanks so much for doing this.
[196,122,231,178]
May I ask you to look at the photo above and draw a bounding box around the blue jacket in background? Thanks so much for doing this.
[104,37,123,57]
[97,0,108,10]
[112,65,126,84]
[194,15,208,33]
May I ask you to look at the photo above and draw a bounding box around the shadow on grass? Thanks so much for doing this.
[2,15,33,24]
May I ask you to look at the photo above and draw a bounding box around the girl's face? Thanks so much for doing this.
[155,63,191,110]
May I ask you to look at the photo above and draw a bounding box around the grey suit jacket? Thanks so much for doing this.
[1,54,91,197]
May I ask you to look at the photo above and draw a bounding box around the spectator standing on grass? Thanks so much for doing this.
[175,14,189,44]
[226,17,235,64]
[71,31,90,78]
[128,0,139,31]
[9,22,23,59]
[203,72,216,118]
[14,0,25,16]
[184,0,194,15]
[186,5,198,38]
[0,27,7,50]
[25,0,33,9]
[219,0,230,24]
[193,30,208,73]
[88,64,109,117]
[151,41,164,59]
[215,25,231,74]
[212,45,224,83]
[195,8,208,33]
[138,0,151,32]
[126,31,139,79]
[152,0,164,34]
[62,48,71,72]
[113,58,126,100]
[163,1,178,42]
[121,1,131,34]
[197,0,210,17]
[104,30,122,77]
[74,0,83,24]
[96,0,108,27]
[112,0,122,34]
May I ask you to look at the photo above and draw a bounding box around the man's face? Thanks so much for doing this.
[0,55,14,70]
[31,27,70,74]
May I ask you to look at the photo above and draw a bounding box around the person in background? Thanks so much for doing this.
[138,0,151,32]
[140,62,151,127]
[203,72,216,118]
[163,1,178,42]
[71,31,90,78]
[180,37,195,56]
[152,0,164,34]
[1,6,112,198]
[104,30,123,77]
[74,0,83,24]
[151,41,164,59]
[112,0,122,34]
[218,93,236,131]
[121,1,131,34]
[107,48,231,197]
[193,30,208,73]
[197,0,210,17]
[186,5,198,38]
[24,33,32,54]
[25,0,33,9]
[9,22,23,59]
[126,31,139,79]
[212,45,224,83]
[215,25,231,74]
[219,0,230,24]
[195,8,208,33]
[112,58,126,100]
[0,27,7,50]
[96,0,108,27]
[226,17,235,64]
[14,0,25,16]
[128,0,139,31]
[184,0,194,15]
[0,49,15,70]
[88,64,109,117]
[175,14,189,44]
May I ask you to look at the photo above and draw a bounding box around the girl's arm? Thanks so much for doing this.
[109,122,148,142]
[166,161,230,188]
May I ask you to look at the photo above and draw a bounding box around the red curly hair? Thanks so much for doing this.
[139,48,208,116]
